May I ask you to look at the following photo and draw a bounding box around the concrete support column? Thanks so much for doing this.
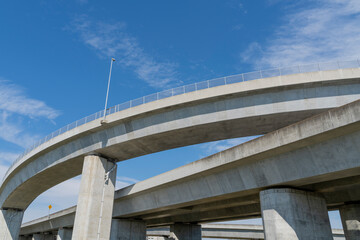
[169,223,201,240]
[339,203,360,239]
[72,154,117,240]
[260,188,332,240]
[0,208,24,240]
[56,228,72,240]
[110,219,146,240]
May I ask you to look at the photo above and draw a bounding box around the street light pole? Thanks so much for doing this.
[102,58,115,124]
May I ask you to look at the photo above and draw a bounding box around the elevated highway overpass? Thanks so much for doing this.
[1,64,360,239]
[17,99,360,239]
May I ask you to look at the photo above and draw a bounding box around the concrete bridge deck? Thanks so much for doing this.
[19,99,360,239]
[110,99,360,226]
[1,68,360,212]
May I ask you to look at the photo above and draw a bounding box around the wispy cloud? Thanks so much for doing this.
[0,80,59,148]
[70,16,179,89]
[0,112,42,148]
[241,0,360,68]
[116,176,139,190]
[0,80,59,119]
[200,136,260,156]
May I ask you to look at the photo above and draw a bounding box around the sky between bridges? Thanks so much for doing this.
[1,0,360,234]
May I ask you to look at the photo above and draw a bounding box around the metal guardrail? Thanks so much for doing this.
[4,59,360,180]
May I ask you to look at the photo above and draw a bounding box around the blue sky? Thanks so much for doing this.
[1,0,360,233]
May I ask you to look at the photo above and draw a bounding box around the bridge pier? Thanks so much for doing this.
[339,203,360,239]
[110,219,146,240]
[260,188,332,240]
[0,208,24,240]
[72,154,117,240]
[169,223,201,240]
[56,228,72,240]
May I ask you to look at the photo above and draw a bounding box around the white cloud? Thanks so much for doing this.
[241,0,360,68]
[201,136,260,156]
[0,80,59,119]
[0,80,59,148]
[0,112,41,148]
[0,151,19,165]
[116,175,139,190]
[70,16,179,89]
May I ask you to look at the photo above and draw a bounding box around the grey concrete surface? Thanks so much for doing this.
[200,224,264,239]
[19,100,360,236]
[21,206,75,235]
[0,209,24,240]
[2,68,360,215]
[56,228,72,240]
[339,203,360,240]
[72,155,116,240]
[169,223,201,240]
[110,99,360,226]
[110,219,146,240]
[260,188,333,240]
[31,233,53,240]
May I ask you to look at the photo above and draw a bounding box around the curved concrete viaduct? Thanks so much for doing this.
[2,68,360,209]
[17,100,360,239]
[1,68,360,239]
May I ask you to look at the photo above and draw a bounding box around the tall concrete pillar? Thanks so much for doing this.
[56,228,72,240]
[339,203,360,239]
[110,219,146,240]
[0,208,24,240]
[169,223,201,240]
[72,154,117,240]
[260,188,332,240]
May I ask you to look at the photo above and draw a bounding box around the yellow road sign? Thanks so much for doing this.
[48,205,52,210]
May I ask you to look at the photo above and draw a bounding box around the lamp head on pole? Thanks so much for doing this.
[111,58,116,62]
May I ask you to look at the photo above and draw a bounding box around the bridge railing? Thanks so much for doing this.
[4,59,360,180]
